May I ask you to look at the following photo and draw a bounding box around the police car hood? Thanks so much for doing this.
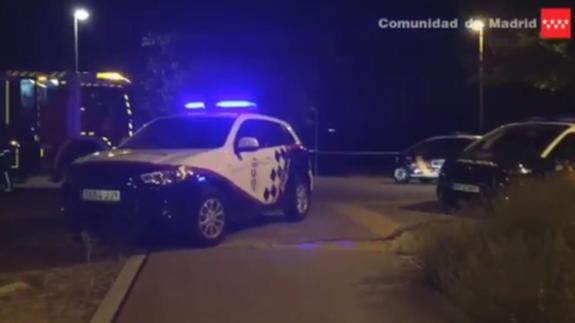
[74,149,212,166]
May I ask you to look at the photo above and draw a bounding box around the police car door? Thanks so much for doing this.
[231,119,275,204]
[257,120,293,205]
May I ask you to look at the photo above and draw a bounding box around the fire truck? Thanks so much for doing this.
[0,71,134,184]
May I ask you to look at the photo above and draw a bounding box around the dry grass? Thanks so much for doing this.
[0,260,124,323]
[421,175,575,323]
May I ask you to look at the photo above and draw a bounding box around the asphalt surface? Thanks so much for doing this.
[115,177,463,323]
[0,177,462,322]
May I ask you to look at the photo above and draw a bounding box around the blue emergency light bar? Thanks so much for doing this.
[184,102,206,109]
[215,100,257,109]
[184,100,257,110]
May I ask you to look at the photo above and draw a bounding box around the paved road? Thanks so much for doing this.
[116,178,462,323]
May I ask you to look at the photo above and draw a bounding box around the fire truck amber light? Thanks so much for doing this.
[96,72,131,83]
[184,102,206,109]
[216,100,257,108]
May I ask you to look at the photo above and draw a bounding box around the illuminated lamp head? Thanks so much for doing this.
[184,101,206,109]
[215,100,257,109]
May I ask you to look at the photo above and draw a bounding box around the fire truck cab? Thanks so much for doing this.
[0,71,134,184]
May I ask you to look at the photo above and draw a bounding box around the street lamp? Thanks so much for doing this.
[470,19,485,133]
[73,8,90,72]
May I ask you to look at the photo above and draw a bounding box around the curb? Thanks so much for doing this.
[90,254,148,323]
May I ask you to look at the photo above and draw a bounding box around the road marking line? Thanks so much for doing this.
[90,254,147,323]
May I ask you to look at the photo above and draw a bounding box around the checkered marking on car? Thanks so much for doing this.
[263,147,291,203]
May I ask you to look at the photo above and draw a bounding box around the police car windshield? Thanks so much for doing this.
[121,116,235,149]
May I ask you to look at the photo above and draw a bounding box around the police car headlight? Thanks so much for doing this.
[140,165,193,186]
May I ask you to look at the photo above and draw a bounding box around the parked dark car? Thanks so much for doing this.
[393,135,480,183]
[437,121,575,211]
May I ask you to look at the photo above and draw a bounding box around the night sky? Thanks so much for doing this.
[0,0,572,150]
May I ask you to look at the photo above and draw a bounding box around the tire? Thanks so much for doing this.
[189,190,227,246]
[393,167,410,183]
[283,175,311,222]
[436,186,456,214]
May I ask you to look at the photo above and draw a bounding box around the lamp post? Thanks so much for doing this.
[470,19,485,133]
[68,8,89,138]
[73,8,90,72]
[310,106,319,176]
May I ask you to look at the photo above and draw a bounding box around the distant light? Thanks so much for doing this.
[74,8,90,21]
[470,19,485,32]
[50,79,59,86]
[184,101,206,109]
[328,128,336,133]
[37,76,48,82]
[102,137,112,146]
[96,72,131,83]
[216,100,257,109]
[9,140,19,147]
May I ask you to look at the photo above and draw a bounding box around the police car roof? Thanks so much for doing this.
[158,111,286,124]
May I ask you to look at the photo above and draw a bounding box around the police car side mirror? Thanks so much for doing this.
[236,137,260,153]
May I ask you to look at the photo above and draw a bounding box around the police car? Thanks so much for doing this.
[63,101,313,246]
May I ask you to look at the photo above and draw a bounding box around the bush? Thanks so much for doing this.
[423,175,575,323]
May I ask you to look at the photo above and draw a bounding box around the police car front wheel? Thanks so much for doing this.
[190,194,227,246]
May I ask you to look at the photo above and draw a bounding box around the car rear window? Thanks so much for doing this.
[405,138,476,158]
[465,124,568,161]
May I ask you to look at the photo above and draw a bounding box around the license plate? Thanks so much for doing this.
[451,183,480,193]
[82,189,121,202]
